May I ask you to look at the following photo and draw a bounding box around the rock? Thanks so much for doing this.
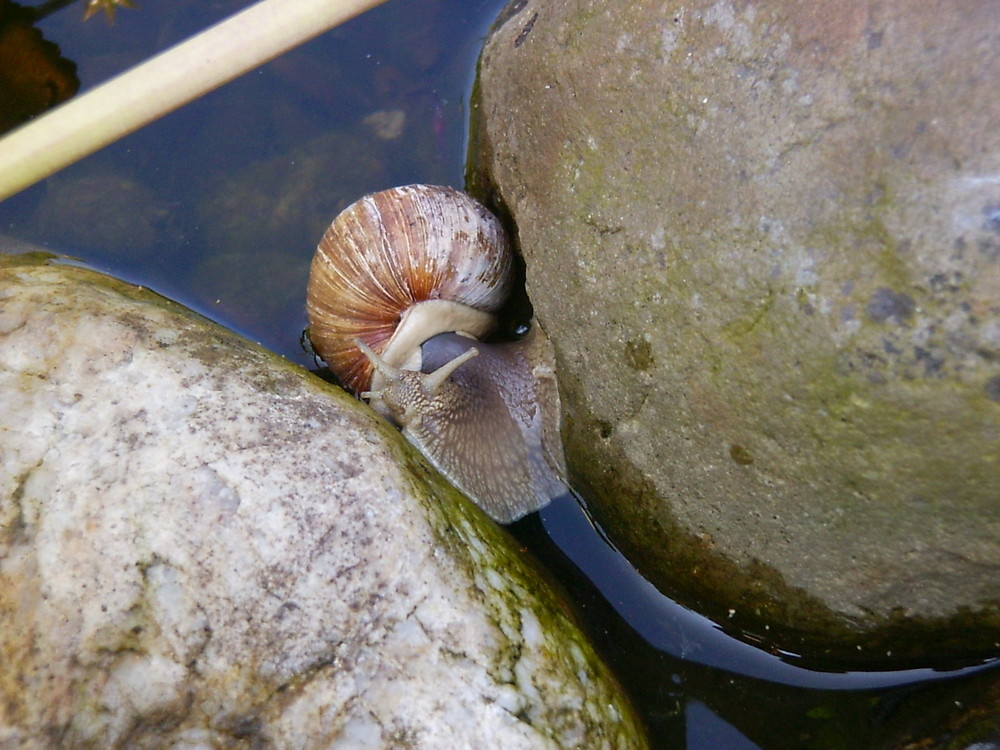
[0,254,646,749]
[190,131,390,341]
[31,165,173,256]
[878,671,1000,750]
[196,131,389,264]
[473,0,1000,658]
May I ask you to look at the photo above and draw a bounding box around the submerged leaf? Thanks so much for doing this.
[0,0,78,133]
[82,0,135,22]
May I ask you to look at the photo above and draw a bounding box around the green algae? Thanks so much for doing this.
[395,439,650,749]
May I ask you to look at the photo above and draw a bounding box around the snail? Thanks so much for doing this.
[306,184,568,524]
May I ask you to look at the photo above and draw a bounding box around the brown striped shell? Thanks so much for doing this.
[306,185,513,394]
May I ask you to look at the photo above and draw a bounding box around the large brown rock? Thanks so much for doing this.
[473,0,1000,658]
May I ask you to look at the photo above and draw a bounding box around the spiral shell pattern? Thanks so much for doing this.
[306,185,513,393]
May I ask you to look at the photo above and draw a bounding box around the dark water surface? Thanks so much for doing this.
[3,1,998,748]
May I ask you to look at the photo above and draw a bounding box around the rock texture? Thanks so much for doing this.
[0,253,646,749]
[473,0,1000,657]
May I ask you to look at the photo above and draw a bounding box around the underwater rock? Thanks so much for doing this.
[196,130,389,265]
[0,254,646,749]
[187,248,310,346]
[473,0,1000,659]
[31,165,171,256]
[190,130,390,338]
[874,666,1000,749]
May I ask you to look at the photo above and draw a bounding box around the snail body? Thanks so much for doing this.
[306,184,566,524]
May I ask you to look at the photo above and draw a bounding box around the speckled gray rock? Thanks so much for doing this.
[473,0,1000,657]
[0,254,646,749]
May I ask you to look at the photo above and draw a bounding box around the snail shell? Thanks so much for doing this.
[306,184,512,397]
[306,184,567,524]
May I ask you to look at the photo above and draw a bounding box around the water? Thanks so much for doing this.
[512,494,1000,748]
[2,1,998,747]
[2,0,494,362]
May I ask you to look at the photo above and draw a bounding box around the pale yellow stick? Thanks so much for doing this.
[0,0,389,202]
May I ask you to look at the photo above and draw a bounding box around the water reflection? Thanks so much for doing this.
[511,491,1000,748]
[517,492,999,691]
[686,700,762,750]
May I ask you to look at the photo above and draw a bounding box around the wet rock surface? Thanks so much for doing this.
[0,253,646,749]
[473,0,1000,657]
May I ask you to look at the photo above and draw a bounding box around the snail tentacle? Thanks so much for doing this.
[421,346,479,395]
[355,337,399,384]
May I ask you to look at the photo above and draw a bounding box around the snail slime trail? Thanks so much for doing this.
[306,184,567,524]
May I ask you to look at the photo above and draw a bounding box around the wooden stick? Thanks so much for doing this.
[0,0,390,202]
